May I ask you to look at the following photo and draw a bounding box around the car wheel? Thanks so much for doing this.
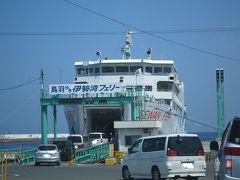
[122,166,131,180]
[35,162,40,166]
[57,161,61,166]
[152,167,162,180]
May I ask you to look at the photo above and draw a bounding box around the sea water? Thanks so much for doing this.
[0,141,40,151]
[195,131,218,141]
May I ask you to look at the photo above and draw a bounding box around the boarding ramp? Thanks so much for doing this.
[74,143,110,164]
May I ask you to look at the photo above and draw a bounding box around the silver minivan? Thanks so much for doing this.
[122,134,206,180]
[210,117,240,180]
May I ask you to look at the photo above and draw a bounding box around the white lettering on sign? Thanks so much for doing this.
[49,84,122,95]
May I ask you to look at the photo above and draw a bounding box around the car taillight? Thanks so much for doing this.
[79,144,84,148]
[197,149,205,156]
[224,147,240,156]
[226,159,232,169]
[167,149,177,156]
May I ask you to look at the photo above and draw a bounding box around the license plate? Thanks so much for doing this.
[43,154,51,158]
[182,162,194,169]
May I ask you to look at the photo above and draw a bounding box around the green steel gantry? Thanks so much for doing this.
[216,69,225,139]
[40,70,145,144]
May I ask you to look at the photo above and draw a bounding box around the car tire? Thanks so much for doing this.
[152,167,164,180]
[187,177,198,180]
[122,166,131,180]
[35,162,40,166]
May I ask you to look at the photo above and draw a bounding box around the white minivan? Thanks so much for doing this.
[89,132,108,146]
[122,134,206,180]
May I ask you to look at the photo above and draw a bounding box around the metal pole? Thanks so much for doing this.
[41,105,48,144]
[40,69,48,144]
[216,69,225,139]
[220,69,225,137]
[53,105,57,141]
[216,69,220,138]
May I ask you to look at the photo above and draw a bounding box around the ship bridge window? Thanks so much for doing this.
[145,85,152,91]
[154,67,162,73]
[102,66,115,73]
[116,66,129,73]
[77,68,86,75]
[130,66,143,73]
[157,81,173,92]
[163,67,172,74]
[95,67,100,74]
[88,68,94,75]
[145,67,152,73]
[165,99,171,105]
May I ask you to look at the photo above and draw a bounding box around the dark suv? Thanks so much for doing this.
[210,117,240,180]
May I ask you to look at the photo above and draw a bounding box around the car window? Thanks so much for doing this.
[39,145,57,151]
[222,122,230,144]
[131,139,142,153]
[102,134,108,138]
[68,136,82,143]
[142,137,166,152]
[168,136,203,156]
[89,134,101,139]
[228,120,240,145]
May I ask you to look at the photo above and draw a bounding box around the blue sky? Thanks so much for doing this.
[0,0,240,134]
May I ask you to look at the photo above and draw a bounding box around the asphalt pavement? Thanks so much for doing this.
[4,162,214,180]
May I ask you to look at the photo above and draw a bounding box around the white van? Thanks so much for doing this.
[89,132,108,146]
[67,134,90,149]
[122,134,206,180]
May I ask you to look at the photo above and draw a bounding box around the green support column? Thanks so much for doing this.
[41,105,48,144]
[216,69,225,139]
[53,105,57,141]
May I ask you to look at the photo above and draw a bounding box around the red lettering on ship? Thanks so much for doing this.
[143,110,171,121]
[163,112,171,121]
[145,110,161,120]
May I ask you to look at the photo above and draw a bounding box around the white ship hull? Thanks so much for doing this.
[62,32,186,151]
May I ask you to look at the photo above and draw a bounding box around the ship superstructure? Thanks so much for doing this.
[64,32,186,151]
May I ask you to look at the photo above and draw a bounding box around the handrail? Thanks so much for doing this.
[0,148,35,165]
[74,143,109,164]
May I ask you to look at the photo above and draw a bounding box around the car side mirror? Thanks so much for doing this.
[210,140,219,151]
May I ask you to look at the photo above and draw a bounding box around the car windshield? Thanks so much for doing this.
[229,120,240,145]
[168,136,203,156]
[89,134,101,139]
[68,136,82,143]
[39,145,57,151]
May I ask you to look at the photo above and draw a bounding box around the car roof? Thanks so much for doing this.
[68,134,83,137]
[38,144,57,147]
[233,116,240,121]
[89,132,106,134]
[140,134,199,140]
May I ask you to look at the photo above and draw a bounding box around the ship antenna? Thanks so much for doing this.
[121,31,134,59]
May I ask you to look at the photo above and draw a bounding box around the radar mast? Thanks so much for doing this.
[121,31,134,59]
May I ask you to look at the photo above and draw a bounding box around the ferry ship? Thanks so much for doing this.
[63,32,186,151]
